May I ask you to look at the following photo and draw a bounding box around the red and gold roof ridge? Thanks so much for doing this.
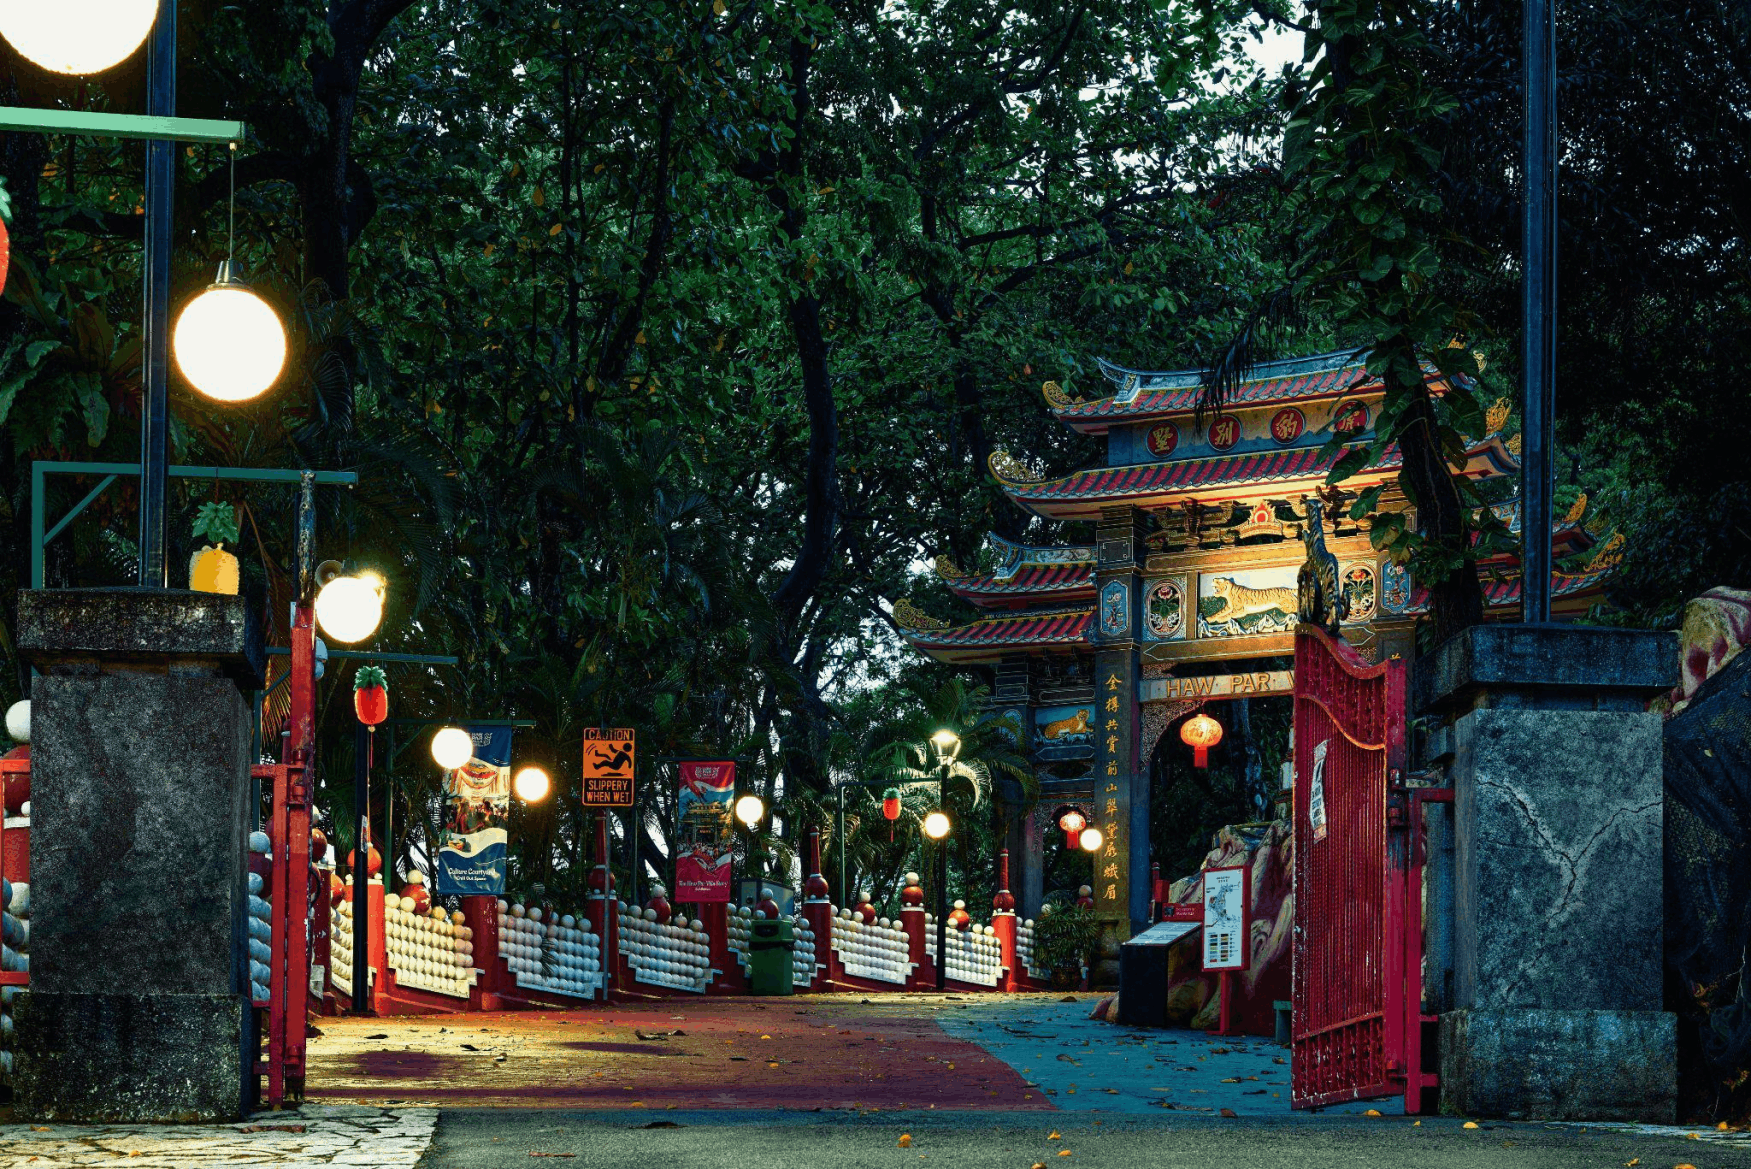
[988,435,1520,520]
[1044,350,1456,435]
[934,533,1097,608]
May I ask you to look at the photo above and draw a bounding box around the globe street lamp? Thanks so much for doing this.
[513,765,551,803]
[924,808,952,994]
[0,0,159,75]
[734,793,766,901]
[1079,826,1104,854]
[430,726,473,771]
[314,564,386,645]
[174,263,287,402]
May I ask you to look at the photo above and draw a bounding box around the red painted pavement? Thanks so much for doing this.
[306,995,1058,1111]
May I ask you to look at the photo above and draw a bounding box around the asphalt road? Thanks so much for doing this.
[422,1107,1751,1169]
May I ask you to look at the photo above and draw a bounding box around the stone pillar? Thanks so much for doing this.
[463,894,502,1010]
[14,589,263,1122]
[899,872,928,988]
[1416,624,1677,1122]
[1093,506,1147,940]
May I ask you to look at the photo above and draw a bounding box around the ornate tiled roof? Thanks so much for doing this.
[941,562,1096,609]
[1044,350,1453,435]
[991,437,1519,520]
[897,607,1093,663]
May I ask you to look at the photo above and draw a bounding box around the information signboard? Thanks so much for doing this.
[1202,864,1250,971]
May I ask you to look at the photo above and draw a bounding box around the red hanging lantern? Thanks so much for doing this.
[1058,807,1087,849]
[353,666,389,727]
[1180,712,1224,768]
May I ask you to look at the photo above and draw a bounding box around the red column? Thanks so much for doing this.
[463,894,501,1010]
[801,827,831,991]
[992,848,1018,992]
[699,901,734,991]
[899,870,931,990]
[367,878,389,1014]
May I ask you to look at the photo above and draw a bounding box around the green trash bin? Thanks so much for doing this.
[747,918,796,996]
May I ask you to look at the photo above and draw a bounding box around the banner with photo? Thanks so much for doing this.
[434,725,515,896]
[674,760,736,903]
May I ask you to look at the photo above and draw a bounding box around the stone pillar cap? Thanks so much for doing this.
[1414,622,1677,714]
[18,588,265,689]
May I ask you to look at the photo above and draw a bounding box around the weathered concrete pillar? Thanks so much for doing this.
[14,589,263,1122]
[1416,624,1676,1122]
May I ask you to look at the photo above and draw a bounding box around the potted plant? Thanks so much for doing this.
[188,501,241,594]
[1032,901,1103,990]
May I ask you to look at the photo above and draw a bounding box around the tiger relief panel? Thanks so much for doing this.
[1196,565,1299,639]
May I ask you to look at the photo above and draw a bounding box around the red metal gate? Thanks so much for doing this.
[1291,625,1431,1112]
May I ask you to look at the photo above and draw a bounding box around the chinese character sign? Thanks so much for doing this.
[582,728,636,806]
[435,725,515,896]
[674,761,736,902]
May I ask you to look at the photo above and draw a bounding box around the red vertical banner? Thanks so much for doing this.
[675,761,735,902]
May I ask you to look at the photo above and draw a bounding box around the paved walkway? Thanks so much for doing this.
[3,994,1750,1166]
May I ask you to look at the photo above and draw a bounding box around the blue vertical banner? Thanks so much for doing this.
[435,725,515,896]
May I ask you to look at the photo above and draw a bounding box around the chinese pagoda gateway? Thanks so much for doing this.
[896,350,1621,935]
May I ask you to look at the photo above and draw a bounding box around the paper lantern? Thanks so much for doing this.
[881,787,902,821]
[1058,807,1086,848]
[1180,712,1224,768]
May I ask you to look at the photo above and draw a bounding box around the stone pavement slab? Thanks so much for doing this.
[0,1103,436,1167]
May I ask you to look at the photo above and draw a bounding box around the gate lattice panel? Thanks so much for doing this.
[1291,625,1420,1111]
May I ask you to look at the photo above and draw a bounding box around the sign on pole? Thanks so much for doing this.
[674,760,736,903]
[1202,865,1250,972]
[581,728,636,806]
[435,725,515,896]
[1307,739,1330,843]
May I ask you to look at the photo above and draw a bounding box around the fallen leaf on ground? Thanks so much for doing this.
[365,1033,389,1039]
[1463,1121,1479,1129]
[528,1154,576,1159]
[1057,1150,1072,1157]
[239,1125,305,1133]
[1047,1131,1061,1140]
[1220,1109,1238,1118]
[1625,1158,1638,1166]
[898,1134,913,1147]
[1221,1078,1241,1084]
[1364,1109,1382,1117]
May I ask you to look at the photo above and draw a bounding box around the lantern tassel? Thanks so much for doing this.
[1194,746,1207,768]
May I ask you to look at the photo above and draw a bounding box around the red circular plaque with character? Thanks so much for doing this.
[1145,421,1179,457]
[1207,414,1242,452]
[1333,402,1369,436]
[1269,407,1305,444]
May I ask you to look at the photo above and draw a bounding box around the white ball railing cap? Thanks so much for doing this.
[4,700,27,744]
[904,872,920,884]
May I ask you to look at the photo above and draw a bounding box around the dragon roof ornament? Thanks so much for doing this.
[894,597,949,631]
[988,449,1043,485]
[933,554,969,582]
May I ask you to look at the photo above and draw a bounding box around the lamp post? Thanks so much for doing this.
[0,1,287,586]
[1521,0,1557,622]
[927,729,960,992]
[735,793,765,906]
[922,809,951,990]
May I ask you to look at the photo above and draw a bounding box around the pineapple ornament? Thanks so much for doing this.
[188,502,241,594]
[354,665,389,774]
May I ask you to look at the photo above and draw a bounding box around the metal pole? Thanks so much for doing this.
[137,1,176,587]
[351,719,370,1014]
[934,836,948,992]
[836,786,845,908]
[1520,0,1557,623]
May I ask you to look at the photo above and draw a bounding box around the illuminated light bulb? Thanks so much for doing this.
[431,727,473,771]
[173,265,287,402]
[734,794,764,828]
[314,571,385,644]
[923,810,951,840]
[1079,826,1104,853]
[514,766,551,803]
[0,0,158,76]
